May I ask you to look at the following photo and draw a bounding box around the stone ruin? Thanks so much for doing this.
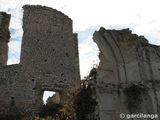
[93,28,160,120]
[0,5,160,120]
[0,5,80,115]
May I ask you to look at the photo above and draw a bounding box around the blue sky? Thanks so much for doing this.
[1,0,160,102]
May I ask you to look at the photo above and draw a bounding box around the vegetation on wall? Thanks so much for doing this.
[38,103,75,120]
[73,85,97,120]
[0,67,98,120]
[73,67,98,120]
[124,84,148,112]
[36,75,97,120]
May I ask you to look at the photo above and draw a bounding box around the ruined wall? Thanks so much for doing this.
[0,12,10,66]
[0,5,80,115]
[1,4,160,119]
[21,5,79,89]
[93,27,160,120]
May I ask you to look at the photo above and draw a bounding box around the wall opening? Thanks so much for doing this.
[43,91,60,105]
[77,27,100,79]
[6,9,100,80]
[7,8,23,65]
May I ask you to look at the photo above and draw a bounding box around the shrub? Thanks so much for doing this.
[38,103,63,118]
[124,84,148,112]
[73,86,97,120]
[38,103,75,120]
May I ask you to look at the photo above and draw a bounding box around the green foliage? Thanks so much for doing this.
[0,67,98,120]
[39,103,63,118]
[38,103,74,120]
[72,67,98,120]
[124,84,148,112]
[73,86,97,120]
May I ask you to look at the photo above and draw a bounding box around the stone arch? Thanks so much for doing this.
[93,27,127,84]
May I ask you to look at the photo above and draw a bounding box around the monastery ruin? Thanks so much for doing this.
[0,5,80,116]
[0,5,160,120]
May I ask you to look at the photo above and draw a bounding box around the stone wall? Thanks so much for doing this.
[1,4,160,119]
[0,12,10,66]
[0,5,80,116]
[93,27,160,120]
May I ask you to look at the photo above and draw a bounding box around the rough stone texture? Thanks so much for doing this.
[47,93,60,104]
[0,5,80,115]
[0,12,10,66]
[93,27,160,120]
[1,5,160,119]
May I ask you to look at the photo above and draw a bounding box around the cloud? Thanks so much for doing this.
[1,0,160,77]
[1,0,160,31]
[8,40,21,65]
[144,30,160,45]
[1,0,160,35]
[79,34,99,78]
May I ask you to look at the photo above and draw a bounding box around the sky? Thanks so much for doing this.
[0,0,160,102]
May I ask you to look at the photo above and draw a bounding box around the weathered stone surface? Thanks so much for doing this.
[93,27,160,120]
[0,5,160,119]
[47,93,60,104]
[0,5,80,115]
[0,12,10,66]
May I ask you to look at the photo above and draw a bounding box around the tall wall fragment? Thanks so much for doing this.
[21,5,80,90]
[0,12,10,66]
[0,5,80,115]
[93,27,160,120]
